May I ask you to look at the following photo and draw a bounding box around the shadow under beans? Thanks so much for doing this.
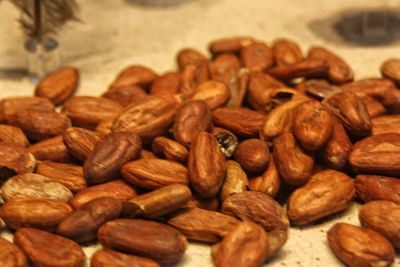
[264,249,286,265]
[125,0,195,8]
[290,206,356,232]
[0,68,27,80]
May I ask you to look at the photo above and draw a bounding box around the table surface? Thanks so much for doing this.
[0,0,399,266]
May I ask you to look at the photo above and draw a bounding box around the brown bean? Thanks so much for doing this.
[167,208,239,243]
[327,223,394,267]
[234,139,270,173]
[0,198,73,231]
[212,221,269,267]
[0,237,27,267]
[57,197,122,243]
[91,249,160,267]
[84,132,142,184]
[123,184,191,218]
[188,131,226,197]
[121,159,189,189]
[222,191,288,231]
[98,219,187,264]
[14,228,85,267]
[71,180,137,209]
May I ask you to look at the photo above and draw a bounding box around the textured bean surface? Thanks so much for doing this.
[1,1,400,266]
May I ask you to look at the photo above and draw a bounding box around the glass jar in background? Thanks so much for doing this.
[24,37,60,82]
[336,0,400,45]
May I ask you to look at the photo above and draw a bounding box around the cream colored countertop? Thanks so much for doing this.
[0,0,399,266]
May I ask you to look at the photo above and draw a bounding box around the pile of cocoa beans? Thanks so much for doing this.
[0,36,399,267]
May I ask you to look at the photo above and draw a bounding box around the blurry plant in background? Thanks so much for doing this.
[126,0,192,7]
[3,0,79,81]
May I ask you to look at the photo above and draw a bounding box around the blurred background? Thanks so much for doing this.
[1,0,400,89]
